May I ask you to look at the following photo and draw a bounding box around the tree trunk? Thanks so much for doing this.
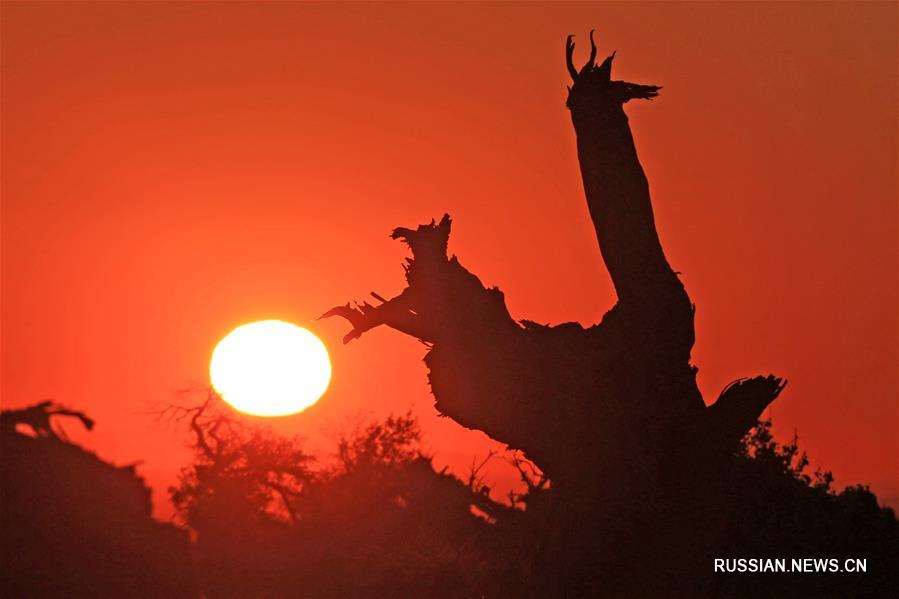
[324,31,785,597]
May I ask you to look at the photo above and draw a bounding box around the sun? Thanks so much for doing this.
[210,320,332,417]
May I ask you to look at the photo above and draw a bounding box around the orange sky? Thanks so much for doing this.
[3,2,897,516]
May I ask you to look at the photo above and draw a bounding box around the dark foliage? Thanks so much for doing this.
[167,397,527,598]
[713,420,899,598]
[0,403,196,598]
[166,399,898,598]
[4,30,896,599]
[2,401,896,597]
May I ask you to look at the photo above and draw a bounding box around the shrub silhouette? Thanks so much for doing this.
[166,398,898,598]
[2,401,896,597]
[1,402,196,598]
[713,420,899,598]
[168,396,521,598]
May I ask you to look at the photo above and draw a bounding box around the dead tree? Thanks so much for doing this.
[1,401,95,440]
[324,31,785,596]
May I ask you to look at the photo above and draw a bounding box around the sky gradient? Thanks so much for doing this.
[3,1,897,515]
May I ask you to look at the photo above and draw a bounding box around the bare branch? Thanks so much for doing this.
[467,450,498,493]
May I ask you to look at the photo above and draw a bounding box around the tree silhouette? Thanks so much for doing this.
[4,28,895,599]
[1,402,195,598]
[168,395,521,598]
[323,31,787,594]
[713,420,899,598]
[0,400,94,439]
[168,394,316,526]
[167,400,897,598]
[3,401,895,597]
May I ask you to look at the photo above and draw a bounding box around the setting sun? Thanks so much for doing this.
[209,320,331,416]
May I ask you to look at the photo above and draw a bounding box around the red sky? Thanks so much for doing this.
[3,2,897,516]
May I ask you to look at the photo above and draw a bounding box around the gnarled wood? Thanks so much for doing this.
[325,31,784,596]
